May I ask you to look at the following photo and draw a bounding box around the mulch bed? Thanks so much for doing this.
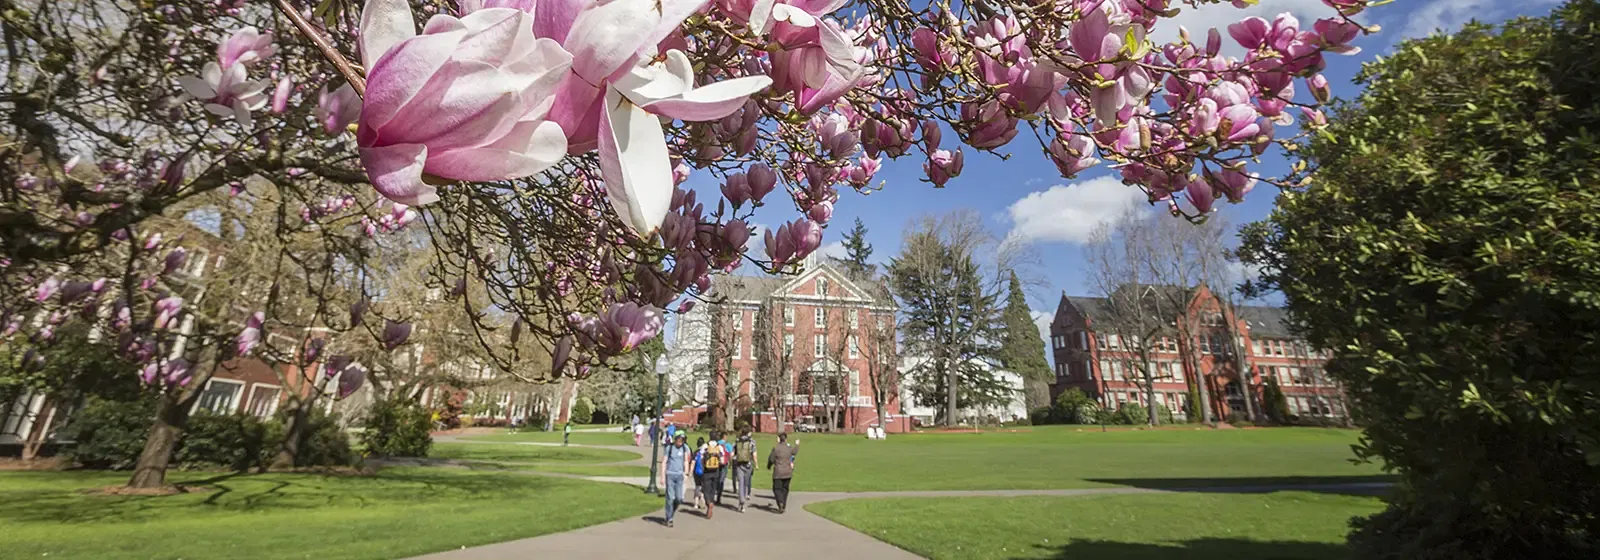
[0,457,65,471]
[84,484,214,497]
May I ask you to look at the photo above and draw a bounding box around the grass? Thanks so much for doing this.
[520,465,653,477]
[465,430,636,446]
[609,426,1386,492]
[430,442,640,463]
[0,468,657,560]
[808,490,1385,560]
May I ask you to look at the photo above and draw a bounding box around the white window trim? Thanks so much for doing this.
[814,307,826,328]
[246,382,283,418]
[193,378,246,415]
[783,306,794,327]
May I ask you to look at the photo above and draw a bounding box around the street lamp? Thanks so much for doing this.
[646,354,669,495]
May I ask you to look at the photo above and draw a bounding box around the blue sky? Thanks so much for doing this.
[674,0,1563,339]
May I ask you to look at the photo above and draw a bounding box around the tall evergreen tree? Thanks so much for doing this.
[842,218,874,277]
[889,218,1011,425]
[997,271,1052,410]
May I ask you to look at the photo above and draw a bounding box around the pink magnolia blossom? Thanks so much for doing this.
[765,12,868,115]
[962,100,1019,149]
[846,155,881,187]
[1307,73,1331,103]
[217,27,276,69]
[337,364,368,399]
[1048,134,1100,179]
[574,302,664,354]
[154,296,184,330]
[270,77,292,114]
[808,200,834,224]
[35,277,62,302]
[1185,176,1217,213]
[747,163,778,204]
[721,173,752,207]
[925,149,963,187]
[1210,167,1258,202]
[315,84,360,135]
[355,0,573,206]
[509,0,771,236]
[1301,107,1328,128]
[237,311,264,355]
[910,27,955,72]
[861,116,915,158]
[177,61,270,127]
[381,320,413,349]
[1314,18,1362,54]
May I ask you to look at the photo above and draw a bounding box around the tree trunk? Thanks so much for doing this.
[1143,358,1158,426]
[20,399,57,461]
[128,391,189,489]
[270,399,312,469]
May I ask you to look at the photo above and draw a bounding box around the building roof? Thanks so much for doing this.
[1237,305,1294,339]
[715,275,788,304]
[1064,296,1109,319]
[711,258,893,306]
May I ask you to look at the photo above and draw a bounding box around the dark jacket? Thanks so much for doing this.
[767,442,796,479]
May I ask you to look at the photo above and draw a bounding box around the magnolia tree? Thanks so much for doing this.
[1,0,1375,405]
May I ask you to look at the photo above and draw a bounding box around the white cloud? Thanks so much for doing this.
[816,241,849,260]
[1032,310,1055,367]
[1397,0,1560,40]
[1006,177,1145,245]
[1150,0,1329,56]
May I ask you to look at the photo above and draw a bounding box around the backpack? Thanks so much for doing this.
[735,439,755,463]
[703,447,724,470]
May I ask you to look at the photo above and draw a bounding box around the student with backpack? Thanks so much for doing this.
[691,437,708,512]
[732,430,758,512]
[700,431,729,517]
[717,433,735,506]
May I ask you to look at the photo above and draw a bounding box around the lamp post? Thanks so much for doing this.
[646,355,668,495]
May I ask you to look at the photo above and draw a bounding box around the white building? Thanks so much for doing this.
[898,356,1027,425]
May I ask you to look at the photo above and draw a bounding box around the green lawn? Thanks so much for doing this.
[808,491,1385,559]
[430,442,640,463]
[0,468,657,560]
[465,430,636,446]
[634,426,1386,491]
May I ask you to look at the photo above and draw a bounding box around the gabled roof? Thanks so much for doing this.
[1064,296,1109,319]
[715,275,787,304]
[710,258,892,307]
[1237,305,1294,339]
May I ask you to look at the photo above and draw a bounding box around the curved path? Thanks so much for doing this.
[407,437,1390,560]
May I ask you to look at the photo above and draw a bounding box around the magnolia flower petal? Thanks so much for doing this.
[361,31,466,134]
[598,87,672,235]
[178,76,217,100]
[202,62,222,88]
[425,120,567,180]
[360,0,419,69]
[533,0,584,42]
[642,76,774,122]
[772,4,817,27]
[564,0,660,83]
[360,143,437,205]
[383,61,522,145]
[453,8,535,66]
[749,0,777,34]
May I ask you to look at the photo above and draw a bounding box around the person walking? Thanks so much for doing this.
[767,432,797,513]
[633,421,645,447]
[563,420,572,446]
[691,437,708,512]
[732,430,758,512]
[699,431,728,518]
[659,432,690,528]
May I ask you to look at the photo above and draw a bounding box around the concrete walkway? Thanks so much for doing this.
[409,435,1391,559]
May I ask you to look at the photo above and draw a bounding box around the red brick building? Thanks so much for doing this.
[666,257,910,433]
[1046,284,1348,423]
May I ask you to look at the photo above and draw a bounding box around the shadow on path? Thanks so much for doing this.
[1082,475,1396,497]
[1027,537,1349,560]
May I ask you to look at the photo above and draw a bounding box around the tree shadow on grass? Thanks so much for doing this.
[1083,475,1397,497]
[1026,537,1351,560]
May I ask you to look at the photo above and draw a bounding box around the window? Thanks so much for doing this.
[246,385,281,418]
[1078,332,1089,350]
[1252,340,1263,355]
[196,379,243,414]
[784,333,794,352]
[733,311,743,331]
[850,310,860,329]
[815,307,826,328]
[1096,333,1108,349]
[817,277,829,296]
[1082,359,1093,380]
[1111,361,1124,381]
[813,333,826,356]
[1108,334,1121,349]
[1171,362,1185,383]
[848,336,860,358]
[1098,360,1111,379]
[737,335,746,359]
[1273,341,1285,356]
[1200,335,1212,354]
